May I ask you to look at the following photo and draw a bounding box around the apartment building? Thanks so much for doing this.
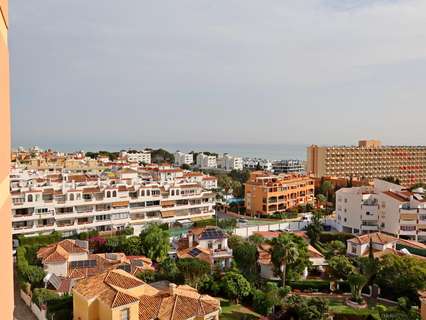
[10,165,216,237]
[174,151,194,166]
[73,269,220,320]
[120,150,151,164]
[196,153,217,169]
[217,154,243,171]
[272,159,305,174]
[0,0,13,317]
[243,158,273,171]
[335,179,426,241]
[244,171,315,216]
[307,140,426,187]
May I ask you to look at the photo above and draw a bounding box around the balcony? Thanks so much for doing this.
[212,248,233,258]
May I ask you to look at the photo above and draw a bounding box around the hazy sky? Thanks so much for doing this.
[9,0,426,150]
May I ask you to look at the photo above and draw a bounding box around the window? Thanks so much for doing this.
[28,194,33,202]
[351,246,357,254]
[120,308,130,320]
[140,190,145,197]
[112,191,117,197]
[69,194,74,201]
[208,242,213,249]
[107,191,111,198]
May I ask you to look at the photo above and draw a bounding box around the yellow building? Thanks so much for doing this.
[0,0,14,318]
[244,171,315,216]
[73,269,220,320]
[307,140,426,187]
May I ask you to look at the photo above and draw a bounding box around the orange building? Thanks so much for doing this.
[0,0,13,318]
[244,171,315,216]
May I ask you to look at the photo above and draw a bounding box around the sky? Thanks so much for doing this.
[9,0,426,152]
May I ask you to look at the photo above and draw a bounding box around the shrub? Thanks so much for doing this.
[46,295,73,320]
[319,232,353,244]
[18,232,62,247]
[290,280,330,292]
[32,288,60,307]
[136,270,156,283]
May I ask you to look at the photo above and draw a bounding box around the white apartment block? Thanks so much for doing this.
[243,158,273,171]
[217,154,243,171]
[10,166,216,237]
[335,179,426,242]
[120,150,151,164]
[196,153,217,169]
[174,152,194,166]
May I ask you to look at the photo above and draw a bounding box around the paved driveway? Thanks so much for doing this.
[13,266,36,320]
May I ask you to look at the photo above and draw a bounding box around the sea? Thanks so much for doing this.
[17,143,308,161]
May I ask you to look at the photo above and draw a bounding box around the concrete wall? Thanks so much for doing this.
[0,1,13,318]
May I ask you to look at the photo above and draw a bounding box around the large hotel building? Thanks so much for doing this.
[0,0,13,317]
[307,140,426,187]
[244,171,315,216]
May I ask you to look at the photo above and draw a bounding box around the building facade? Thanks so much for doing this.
[0,0,13,317]
[120,150,151,164]
[244,171,315,216]
[196,153,217,169]
[174,152,194,166]
[243,158,273,171]
[272,160,305,174]
[217,154,243,171]
[307,140,426,186]
[335,179,426,241]
[10,166,216,237]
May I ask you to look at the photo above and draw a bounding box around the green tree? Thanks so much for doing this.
[231,180,243,198]
[221,271,251,304]
[323,240,346,259]
[316,194,327,204]
[121,236,142,255]
[348,272,368,303]
[274,296,329,320]
[328,255,355,280]
[306,212,323,244]
[320,180,333,202]
[140,224,170,262]
[217,175,233,194]
[158,257,180,282]
[270,233,310,287]
[232,240,258,282]
[176,258,210,289]
[376,254,426,304]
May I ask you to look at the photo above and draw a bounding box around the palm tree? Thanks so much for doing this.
[271,234,299,287]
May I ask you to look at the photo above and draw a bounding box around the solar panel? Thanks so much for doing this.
[199,229,225,240]
[189,248,201,257]
[48,274,62,290]
[70,259,97,269]
[117,264,131,273]
[75,240,89,250]
[132,259,144,267]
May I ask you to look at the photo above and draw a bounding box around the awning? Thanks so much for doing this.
[161,200,176,207]
[161,211,176,218]
[112,201,129,208]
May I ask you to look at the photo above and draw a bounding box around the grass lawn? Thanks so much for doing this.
[220,298,262,320]
[328,298,380,319]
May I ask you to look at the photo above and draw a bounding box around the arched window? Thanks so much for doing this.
[171,190,175,196]
[107,191,111,198]
[112,191,117,197]
[140,190,145,197]
[147,190,150,196]
[69,194,74,201]
[28,194,33,202]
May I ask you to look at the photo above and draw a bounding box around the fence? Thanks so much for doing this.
[232,220,309,238]
[20,289,47,320]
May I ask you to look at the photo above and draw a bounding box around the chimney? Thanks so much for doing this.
[169,283,177,296]
[188,233,193,248]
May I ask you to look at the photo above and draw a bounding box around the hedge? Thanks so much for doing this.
[18,232,62,247]
[319,232,354,244]
[16,246,45,288]
[290,280,330,292]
